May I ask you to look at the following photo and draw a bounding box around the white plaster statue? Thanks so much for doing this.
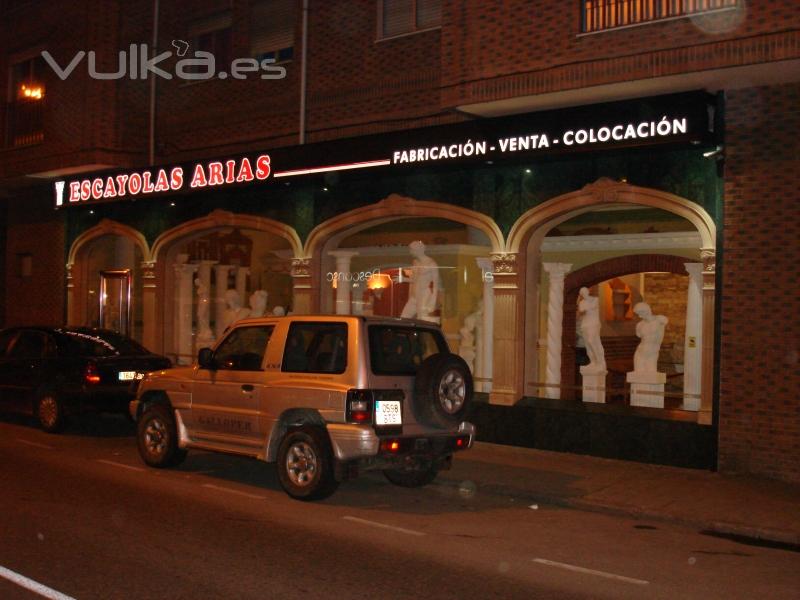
[272,305,286,316]
[458,301,482,372]
[578,287,606,372]
[222,289,251,330]
[248,290,269,317]
[400,241,441,322]
[195,278,214,343]
[632,302,668,373]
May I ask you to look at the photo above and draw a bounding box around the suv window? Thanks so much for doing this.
[214,326,274,371]
[369,325,446,375]
[282,322,347,374]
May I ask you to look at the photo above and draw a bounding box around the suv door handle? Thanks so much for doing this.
[241,384,254,392]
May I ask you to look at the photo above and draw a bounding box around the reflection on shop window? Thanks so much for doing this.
[322,217,493,392]
[166,227,293,365]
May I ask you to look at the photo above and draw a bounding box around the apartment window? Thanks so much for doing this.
[187,12,233,74]
[251,0,296,64]
[379,0,441,39]
[6,55,46,147]
[581,0,739,33]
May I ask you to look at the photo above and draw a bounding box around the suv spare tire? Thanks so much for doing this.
[413,353,473,429]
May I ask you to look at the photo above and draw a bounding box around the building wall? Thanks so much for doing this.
[3,192,65,326]
[719,82,800,483]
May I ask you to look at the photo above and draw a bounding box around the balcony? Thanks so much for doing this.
[581,0,740,33]
[5,97,45,148]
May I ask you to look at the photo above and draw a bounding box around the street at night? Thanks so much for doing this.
[1,413,797,600]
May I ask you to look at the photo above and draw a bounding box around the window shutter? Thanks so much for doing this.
[251,0,296,56]
[416,0,441,29]
[382,0,414,37]
[188,12,233,37]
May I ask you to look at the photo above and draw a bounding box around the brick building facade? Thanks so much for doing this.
[1,1,798,483]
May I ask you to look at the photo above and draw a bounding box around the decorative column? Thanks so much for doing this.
[542,263,572,399]
[213,264,233,338]
[174,259,199,365]
[290,258,313,314]
[330,250,359,315]
[140,261,158,352]
[489,253,522,406]
[235,266,250,303]
[683,263,704,411]
[66,263,78,326]
[476,257,495,393]
[699,249,716,425]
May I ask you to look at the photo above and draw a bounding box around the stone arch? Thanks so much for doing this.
[304,194,505,258]
[561,254,691,400]
[68,219,151,265]
[66,219,151,330]
[301,194,505,314]
[151,209,302,262]
[506,178,716,254]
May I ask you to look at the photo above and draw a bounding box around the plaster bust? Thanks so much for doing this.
[632,302,668,373]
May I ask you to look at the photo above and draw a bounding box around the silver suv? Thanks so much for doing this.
[130,315,475,500]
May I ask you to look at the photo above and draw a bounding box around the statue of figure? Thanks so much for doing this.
[578,287,606,372]
[195,278,213,343]
[632,302,668,373]
[248,290,269,317]
[222,289,250,330]
[400,241,441,322]
[458,301,483,372]
[272,305,286,316]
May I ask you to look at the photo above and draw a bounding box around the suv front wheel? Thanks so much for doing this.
[277,426,339,501]
[137,404,187,468]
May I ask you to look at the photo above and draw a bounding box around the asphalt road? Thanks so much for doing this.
[0,412,797,600]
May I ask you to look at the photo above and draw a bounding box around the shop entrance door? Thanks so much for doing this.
[99,270,131,335]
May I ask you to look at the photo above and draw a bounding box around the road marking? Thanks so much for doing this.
[342,516,426,537]
[201,483,266,500]
[16,439,54,450]
[532,558,649,586]
[0,564,77,600]
[95,459,145,472]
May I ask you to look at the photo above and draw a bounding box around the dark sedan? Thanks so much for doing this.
[0,326,171,432]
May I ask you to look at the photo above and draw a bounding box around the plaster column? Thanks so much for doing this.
[290,258,313,314]
[542,263,572,399]
[235,266,250,303]
[699,249,716,425]
[683,262,704,411]
[489,253,522,406]
[330,250,359,315]
[66,263,78,326]
[140,261,157,352]
[476,257,495,393]
[174,261,199,365]
[213,264,233,338]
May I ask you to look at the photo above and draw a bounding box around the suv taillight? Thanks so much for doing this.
[346,389,374,424]
[84,362,101,385]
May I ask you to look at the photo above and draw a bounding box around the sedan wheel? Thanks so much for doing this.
[37,393,64,433]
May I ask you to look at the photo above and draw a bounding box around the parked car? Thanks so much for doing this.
[131,315,475,500]
[0,326,171,432]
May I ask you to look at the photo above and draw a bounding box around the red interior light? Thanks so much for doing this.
[389,441,400,452]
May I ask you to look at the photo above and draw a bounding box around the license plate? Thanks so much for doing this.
[118,371,140,381]
[375,400,402,426]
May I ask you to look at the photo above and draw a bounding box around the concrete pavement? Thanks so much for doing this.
[444,442,800,547]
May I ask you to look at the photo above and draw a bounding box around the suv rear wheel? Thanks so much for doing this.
[414,353,473,428]
[277,426,339,501]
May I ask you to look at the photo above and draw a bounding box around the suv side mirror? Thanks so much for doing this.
[197,347,215,370]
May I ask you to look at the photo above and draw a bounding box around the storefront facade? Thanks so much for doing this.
[55,91,722,468]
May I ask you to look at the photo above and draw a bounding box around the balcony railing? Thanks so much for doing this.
[5,99,44,147]
[581,0,739,33]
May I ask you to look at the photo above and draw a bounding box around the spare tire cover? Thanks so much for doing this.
[413,353,473,428]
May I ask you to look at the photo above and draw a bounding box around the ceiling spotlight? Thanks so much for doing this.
[524,168,532,174]
[703,145,724,159]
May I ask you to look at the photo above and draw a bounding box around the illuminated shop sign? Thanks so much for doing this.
[54,92,716,208]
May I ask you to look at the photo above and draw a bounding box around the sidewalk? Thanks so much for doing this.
[441,442,800,546]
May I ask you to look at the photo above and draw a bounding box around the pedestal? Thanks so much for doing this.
[580,367,607,404]
[627,371,667,408]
